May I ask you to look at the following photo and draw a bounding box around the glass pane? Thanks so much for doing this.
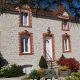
[21,35,29,53]
[22,13,28,26]
[64,38,69,51]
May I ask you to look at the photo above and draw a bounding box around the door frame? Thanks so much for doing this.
[43,33,55,61]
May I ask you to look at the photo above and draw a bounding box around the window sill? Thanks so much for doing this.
[62,29,70,31]
[63,50,71,53]
[19,25,32,28]
[19,52,33,55]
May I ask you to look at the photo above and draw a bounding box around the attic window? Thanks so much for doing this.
[19,7,32,28]
[62,20,69,31]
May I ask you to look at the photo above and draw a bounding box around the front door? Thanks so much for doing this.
[43,33,55,61]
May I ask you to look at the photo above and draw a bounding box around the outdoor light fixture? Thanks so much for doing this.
[47,27,51,34]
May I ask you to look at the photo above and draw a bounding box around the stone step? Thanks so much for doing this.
[47,61,58,68]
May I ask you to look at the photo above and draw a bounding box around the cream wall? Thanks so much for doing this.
[0,13,80,71]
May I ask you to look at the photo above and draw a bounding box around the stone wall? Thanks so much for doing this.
[0,13,80,73]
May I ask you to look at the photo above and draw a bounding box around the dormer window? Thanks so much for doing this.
[62,20,69,31]
[19,5,32,28]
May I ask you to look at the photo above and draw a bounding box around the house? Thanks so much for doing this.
[0,1,80,73]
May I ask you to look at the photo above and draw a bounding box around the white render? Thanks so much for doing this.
[0,13,80,73]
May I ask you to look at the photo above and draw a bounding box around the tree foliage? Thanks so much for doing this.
[39,56,48,69]
[0,52,8,68]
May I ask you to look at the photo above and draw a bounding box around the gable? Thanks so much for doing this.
[62,11,69,17]
[57,10,70,20]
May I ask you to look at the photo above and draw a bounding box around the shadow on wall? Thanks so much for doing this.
[0,52,8,68]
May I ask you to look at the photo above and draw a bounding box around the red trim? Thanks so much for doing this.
[62,33,71,53]
[19,30,33,55]
[43,33,55,61]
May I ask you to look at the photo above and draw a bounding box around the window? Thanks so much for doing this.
[22,12,28,26]
[19,7,32,27]
[19,30,33,55]
[62,33,71,53]
[62,20,69,31]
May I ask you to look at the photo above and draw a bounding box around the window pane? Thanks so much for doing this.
[64,39,67,50]
[21,35,29,53]
[22,13,28,26]
[64,38,69,51]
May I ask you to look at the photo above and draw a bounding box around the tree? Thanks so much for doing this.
[0,52,8,68]
[39,56,48,69]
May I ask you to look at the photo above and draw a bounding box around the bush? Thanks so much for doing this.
[0,52,8,69]
[71,71,80,78]
[38,69,45,78]
[65,71,80,80]
[39,56,48,69]
[58,58,80,72]
[58,66,69,71]
[65,76,80,80]
[29,70,42,79]
[0,64,24,77]
[57,54,66,65]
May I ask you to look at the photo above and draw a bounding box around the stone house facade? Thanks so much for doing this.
[0,4,80,73]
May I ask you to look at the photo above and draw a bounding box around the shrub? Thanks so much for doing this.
[0,64,24,77]
[71,71,80,78]
[38,69,45,78]
[57,54,66,65]
[39,56,48,69]
[0,52,8,69]
[59,58,80,72]
[58,66,69,71]
[65,76,80,80]
[65,71,80,80]
[29,70,41,79]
